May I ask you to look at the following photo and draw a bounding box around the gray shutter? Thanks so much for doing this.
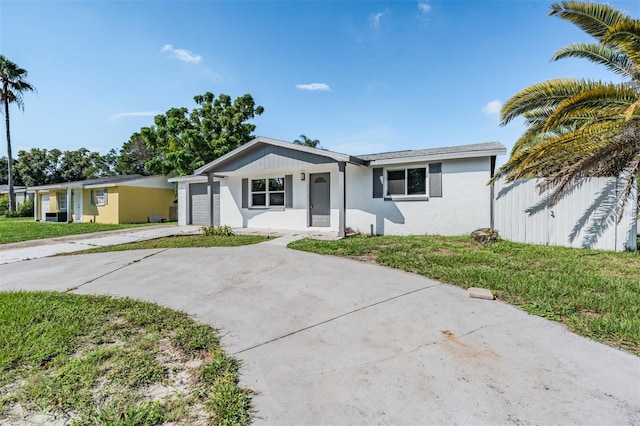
[285,175,293,208]
[241,178,248,208]
[429,163,442,197]
[90,190,95,205]
[372,167,383,198]
[104,188,108,205]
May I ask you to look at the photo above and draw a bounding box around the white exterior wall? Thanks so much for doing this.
[175,182,188,226]
[219,165,342,232]
[494,177,638,251]
[345,158,493,235]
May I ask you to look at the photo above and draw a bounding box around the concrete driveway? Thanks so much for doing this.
[1,237,638,425]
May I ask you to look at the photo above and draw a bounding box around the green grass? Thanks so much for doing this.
[0,217,165,245]
[288,235,640,355]
[0,291,253,425]
[66,234,271,255]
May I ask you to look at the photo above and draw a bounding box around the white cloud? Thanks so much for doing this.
[418,2,431,15]
[111,111,162,120]
[369,11,385,30]
[296,83,331,91]
[161,44,202,63]
[482,100,503,120]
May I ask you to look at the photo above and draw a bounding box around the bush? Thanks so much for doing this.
[3,198,34,218]
[0,195,8,216]
[202,225,236,237]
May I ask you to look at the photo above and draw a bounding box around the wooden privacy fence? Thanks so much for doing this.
[493,177,638,252]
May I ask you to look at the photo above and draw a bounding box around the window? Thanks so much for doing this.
[386,168,427,196]
[94,189,108,206]
[57,192,67,211]
[251,177,285,207]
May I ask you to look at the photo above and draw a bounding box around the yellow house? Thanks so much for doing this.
[29,175,176,224]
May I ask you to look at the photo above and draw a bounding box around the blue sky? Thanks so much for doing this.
[2,0,639,164]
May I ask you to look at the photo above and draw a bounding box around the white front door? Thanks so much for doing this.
[74,189,83,222]
[41,194,50,221]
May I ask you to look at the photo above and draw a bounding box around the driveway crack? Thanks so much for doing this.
[64,249,168,293]
[233,282,442,355]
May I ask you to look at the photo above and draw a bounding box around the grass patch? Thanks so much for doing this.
[66,234,271,255]
[0,217,164,245]
[0,291,253,425]
[289,235,640,354]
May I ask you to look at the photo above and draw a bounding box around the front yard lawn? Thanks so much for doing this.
[0,291,253,425]
[0,217,165,245]
[68,234,271,254]
[289,235,640,355]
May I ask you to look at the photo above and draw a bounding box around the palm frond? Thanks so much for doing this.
[500,78,603,125]
[552,43,636,78]
[549,1,628,40]
[543,83,639,131]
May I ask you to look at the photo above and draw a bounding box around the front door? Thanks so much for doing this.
[41,194,50,221]
[309,173,330,227]
[73,189,82,222]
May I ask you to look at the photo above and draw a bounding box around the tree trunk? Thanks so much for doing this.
[4,90,15,213]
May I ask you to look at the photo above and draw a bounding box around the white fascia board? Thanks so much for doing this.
[167,175,210,183]
[367,149,506,166]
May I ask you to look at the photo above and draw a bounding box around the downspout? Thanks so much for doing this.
[490,156,496,229]
[34,190,39,221]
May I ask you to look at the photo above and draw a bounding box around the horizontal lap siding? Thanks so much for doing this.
[217,145,334,172]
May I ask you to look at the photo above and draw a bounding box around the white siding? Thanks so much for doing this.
[175,183,188,226]
[219,165,341,232]
[494,178,638,252]
[345,158,493,236]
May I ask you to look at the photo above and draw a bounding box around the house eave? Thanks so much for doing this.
[367,148,507,166]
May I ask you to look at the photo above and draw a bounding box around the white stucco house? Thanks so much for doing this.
[170,137,506,237]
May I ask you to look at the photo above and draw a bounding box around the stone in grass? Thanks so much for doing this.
[467,287,495,300]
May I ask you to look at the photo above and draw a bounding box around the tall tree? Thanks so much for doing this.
[493,2,640,217]
[293,134,321,148]
[117,132,156,175]
[0,56,35,212]
[14,148,61,186]
[143,92,264,176]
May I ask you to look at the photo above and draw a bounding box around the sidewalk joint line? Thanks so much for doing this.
[64,249,168,293]
[233,282,442,355]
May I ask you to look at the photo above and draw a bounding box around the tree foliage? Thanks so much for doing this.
[142,92,264,176]
[293,134,321,148]
[493,1,640,217]
[116,132,156,176]
[0,55,35,212]
[11,148,116,187]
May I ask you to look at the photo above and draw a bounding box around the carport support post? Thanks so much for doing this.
[338,162,346,238]
[207,174,214,227]
[66,187,72,222]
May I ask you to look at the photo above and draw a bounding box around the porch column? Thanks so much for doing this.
[207,174,214,227]
[34,190,39,221]
[338,162,346,238]
[66,187,72,222]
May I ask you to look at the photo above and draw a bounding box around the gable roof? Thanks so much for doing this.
[358,142,506,165]
[194,136,367,175]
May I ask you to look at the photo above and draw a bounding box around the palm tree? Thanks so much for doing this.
[493,1,640,218]
[293,134,321,148]
[0,56,35,212]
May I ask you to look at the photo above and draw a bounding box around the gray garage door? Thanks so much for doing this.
[189,182,220,226]
[190,183,210,226]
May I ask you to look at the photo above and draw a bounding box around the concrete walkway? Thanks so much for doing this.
[0,225,203,264]
[1,235,638,424]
